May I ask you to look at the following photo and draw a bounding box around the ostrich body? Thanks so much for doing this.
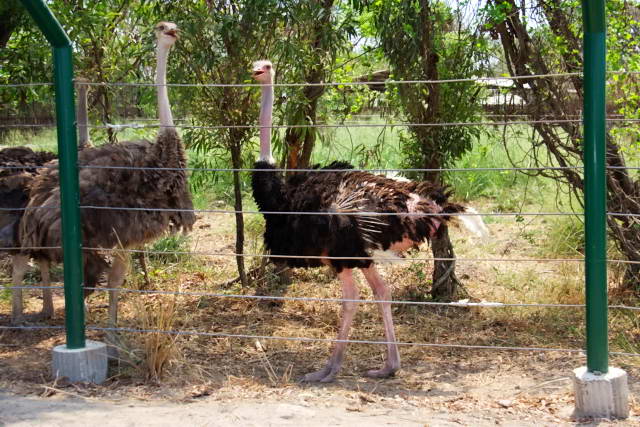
[17,22,194,326]
[250,60,487,382]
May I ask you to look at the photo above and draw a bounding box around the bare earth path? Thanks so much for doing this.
[0,392,578,426]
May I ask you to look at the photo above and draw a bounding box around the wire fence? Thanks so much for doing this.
[3,117,640,130]
[2,71,639,360]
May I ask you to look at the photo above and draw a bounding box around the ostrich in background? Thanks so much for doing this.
[2,78,97,321]
[251,60,488,382]
[1,147,57,321]
[17,21,195,327]
[5,78,109,323]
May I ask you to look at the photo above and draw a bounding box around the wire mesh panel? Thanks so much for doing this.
[1,73,639,389]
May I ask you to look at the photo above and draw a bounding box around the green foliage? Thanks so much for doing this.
[148,234,191,264]
[368,0,485,177]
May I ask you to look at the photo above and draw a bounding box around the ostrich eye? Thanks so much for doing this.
[266,65,271,70]
[157,25,165,31]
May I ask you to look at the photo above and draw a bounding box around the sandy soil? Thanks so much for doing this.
[0,390,611,427]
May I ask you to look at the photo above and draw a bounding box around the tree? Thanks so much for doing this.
[484,0,640,291]
[274,0,357,170]
[1,0,157,143]
[158,0,285,287]
[368,0,486,300]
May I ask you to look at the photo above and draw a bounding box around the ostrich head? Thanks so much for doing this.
[154,21,179,49]
[252,60,275,84]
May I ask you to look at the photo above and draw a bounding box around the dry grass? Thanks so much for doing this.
[135,293,181,381]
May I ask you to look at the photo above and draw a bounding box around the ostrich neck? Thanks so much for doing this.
[77,84,89,149]
[259,83,274,163]
[156,44,174,129]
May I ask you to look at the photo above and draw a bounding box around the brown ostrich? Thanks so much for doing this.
[1,147,57,321]
[250,60,488,382]
[17,21,195,327]
[4,77,107,323]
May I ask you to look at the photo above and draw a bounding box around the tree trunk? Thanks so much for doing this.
[230,141,247,287]
[430,225,462,301]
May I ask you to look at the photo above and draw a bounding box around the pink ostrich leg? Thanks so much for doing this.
[303,268,359,383]
[361,265,400,378]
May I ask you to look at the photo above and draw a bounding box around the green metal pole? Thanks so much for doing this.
[19,0,85,349]
[582,0,608,373]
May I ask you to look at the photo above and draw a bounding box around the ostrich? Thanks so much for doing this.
[4,78,106,323]
[250,60,488,382]
[17,21,194,327]
[1,147,57,321]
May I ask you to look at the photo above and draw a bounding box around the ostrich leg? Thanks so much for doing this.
[303,268,359,383]
[361,265,400,378]
[38,259,53,319]
[11,254,28,324]
[107,253,129,327]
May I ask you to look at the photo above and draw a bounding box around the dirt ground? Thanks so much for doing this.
[1,324,638,425]
[0,390,605,426]
[0,393,580,426]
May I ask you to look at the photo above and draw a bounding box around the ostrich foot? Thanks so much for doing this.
[302,364,339,383]
[364,363,399,379]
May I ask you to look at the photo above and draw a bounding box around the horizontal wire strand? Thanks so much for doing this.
[2,283,637,312]
[2,71,639,89]
[0,324,635,357]
[2,245,639,265]
[3,117,640,130]
[77,165,585,173]
[82,326,640,357]
[82,246,582,263]
[6,205,640,220]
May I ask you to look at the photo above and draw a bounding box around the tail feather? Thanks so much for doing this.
[459,207,489,238]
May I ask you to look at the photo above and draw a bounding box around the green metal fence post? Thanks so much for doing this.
[582,0,608,374]
[19,0,85,349]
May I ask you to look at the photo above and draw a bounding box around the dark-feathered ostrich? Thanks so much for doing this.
[17,21,195,327]
[250,60,488,382]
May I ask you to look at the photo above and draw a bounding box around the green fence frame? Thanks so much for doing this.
[582,0,608,374]
[19,0,85,349]
[17,0,609,371]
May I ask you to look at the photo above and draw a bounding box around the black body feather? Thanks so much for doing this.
[251,160,464,273]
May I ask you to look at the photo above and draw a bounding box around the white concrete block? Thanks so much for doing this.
[573,366,629,419]
[52,340,108,384]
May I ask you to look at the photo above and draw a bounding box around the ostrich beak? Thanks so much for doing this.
[252,69,265,79]
[165,28,178,39]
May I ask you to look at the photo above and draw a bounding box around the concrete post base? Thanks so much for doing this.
[573,366,629,419]
[52,340,108,384]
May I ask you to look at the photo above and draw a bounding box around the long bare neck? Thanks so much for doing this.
[156,44,174,129]
[77,83,90,149]
[259,83,274,163]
